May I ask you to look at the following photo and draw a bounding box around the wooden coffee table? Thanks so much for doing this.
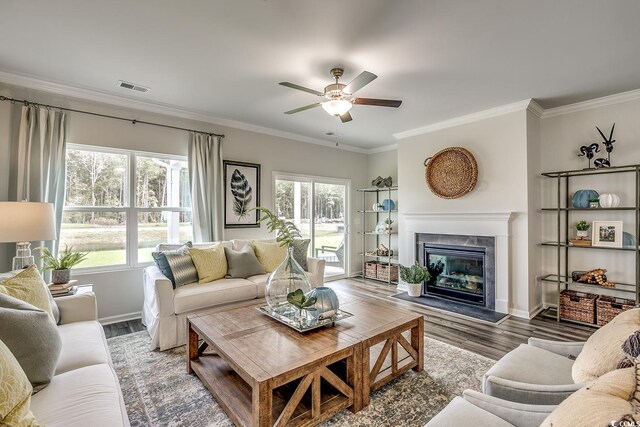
[187,298,423,427]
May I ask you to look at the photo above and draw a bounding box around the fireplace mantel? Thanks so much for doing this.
[400,212,513,314]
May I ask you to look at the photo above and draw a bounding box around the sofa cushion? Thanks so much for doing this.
[425,396,513,427]
[252,241,287,273]
[246,273,270,297]
[224,246,264,278]
[152,241,198,288]
[0,338,39,426]
[173,278,258,314]
[0,265,55,321]
[55,321,111,375]
[290,238,310,271]
[189,243,228,283]
[31,364,128,427]
[231,238,274,251]
[0,293,62,392]
[542,366,639,427]
[572,308,640,383]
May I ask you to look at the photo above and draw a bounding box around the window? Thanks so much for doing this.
[60,145,192,270]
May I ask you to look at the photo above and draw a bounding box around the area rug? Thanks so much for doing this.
[108,331,495,427]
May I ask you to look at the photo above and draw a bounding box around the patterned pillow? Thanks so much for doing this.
[0,265,54,322]
[188,243,228,283]
[0,338,39,426]
[152,242,198,288]
[290,239,310,271]
[252,241,287,273]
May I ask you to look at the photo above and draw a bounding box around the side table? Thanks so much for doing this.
[51,284,93,298]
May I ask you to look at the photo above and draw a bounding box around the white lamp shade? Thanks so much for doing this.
[0,202,57,243]
[321,100,353,116]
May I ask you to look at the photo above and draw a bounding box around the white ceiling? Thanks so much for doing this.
[1,0,640,150]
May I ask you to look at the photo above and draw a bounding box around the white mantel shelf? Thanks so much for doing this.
[403,212,513,223]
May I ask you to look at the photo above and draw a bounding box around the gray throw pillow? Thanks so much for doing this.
[152,242,198,288]
[224,246,265,278]
[0,292,62,392]
[290,238,310,271]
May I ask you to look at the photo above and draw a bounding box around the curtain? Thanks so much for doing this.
[9,105,67,270]
[188,133,223,242]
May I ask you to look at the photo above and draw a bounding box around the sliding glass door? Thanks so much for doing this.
[274,174,349,280]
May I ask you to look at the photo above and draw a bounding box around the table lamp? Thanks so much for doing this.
[0,201,57,270]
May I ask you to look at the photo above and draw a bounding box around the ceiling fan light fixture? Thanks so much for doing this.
[321,99,352,117]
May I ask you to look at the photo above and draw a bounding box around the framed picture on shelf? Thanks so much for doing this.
[591,220,623,248]
[223,160,260,228]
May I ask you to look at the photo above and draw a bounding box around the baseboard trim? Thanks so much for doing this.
[510,303,543,320]
[99,311,142,325]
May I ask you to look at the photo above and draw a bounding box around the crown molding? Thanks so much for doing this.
[393,99,533,140]
[367,143,398,154]
[541,88,640,118]
[526,99,544,118]
[0,69,370,154]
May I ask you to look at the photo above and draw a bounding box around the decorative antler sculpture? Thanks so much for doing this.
[594,123,615,167]
[578,143,600,169]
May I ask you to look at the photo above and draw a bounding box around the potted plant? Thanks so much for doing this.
[575,220,590,240]
[399,261,430,297]
[384,218,394,232]
[589,198,600,208]
[36,245,88,284]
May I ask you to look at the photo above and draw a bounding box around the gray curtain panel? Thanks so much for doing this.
[6,105,67,274]
[188,133,223,242]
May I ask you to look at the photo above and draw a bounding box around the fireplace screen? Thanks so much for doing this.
[424,244,485,305]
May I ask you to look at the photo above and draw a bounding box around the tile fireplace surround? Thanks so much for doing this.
[401,212,512,315]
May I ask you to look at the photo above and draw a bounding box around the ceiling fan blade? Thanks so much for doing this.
[343,71,377,95]
[284,103,321,115]
[339,111,353,123]
[353,98,402,108]
[279,82,324,97]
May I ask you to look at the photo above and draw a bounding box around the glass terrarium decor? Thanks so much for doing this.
[265,247,312,316]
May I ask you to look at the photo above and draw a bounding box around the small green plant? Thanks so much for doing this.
[589,198,599,203]
[255,207,302,247]
[399,261,430,284]
[36,245,88,270]
[286,289,317,311]
[384,218,394,225]
[575,220,590,231]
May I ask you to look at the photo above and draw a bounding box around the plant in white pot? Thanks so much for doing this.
[36,245,88,284]
[399,261,430,297]
[575,220,590,240]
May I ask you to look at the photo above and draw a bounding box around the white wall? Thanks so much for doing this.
[0,83,369,322]
[539,98,640,306]
[367,149,398,185]
[397,110,537,316]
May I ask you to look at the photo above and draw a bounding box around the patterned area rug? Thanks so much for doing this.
[108,331,494,427]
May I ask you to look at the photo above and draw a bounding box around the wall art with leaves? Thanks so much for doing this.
[223,160,260,228]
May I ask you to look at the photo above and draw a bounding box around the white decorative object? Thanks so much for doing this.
[576,230,590,239]
[598,193,620,208]
[407,282,423,297]
[372,203,381,212]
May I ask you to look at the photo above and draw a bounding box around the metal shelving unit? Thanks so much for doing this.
[540,164,640,327]
[357,186,398,285]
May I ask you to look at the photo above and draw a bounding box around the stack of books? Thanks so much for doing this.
[48,280,78,297]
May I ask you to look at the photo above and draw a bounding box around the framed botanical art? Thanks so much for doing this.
[591,220,623,247]
[223,160,260,228]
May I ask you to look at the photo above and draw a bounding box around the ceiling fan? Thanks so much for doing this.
[279,68,402,123]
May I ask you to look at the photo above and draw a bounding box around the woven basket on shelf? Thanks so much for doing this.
[377,263,398,282]
[365,261,378,279]
[424,147,478,199]
[559,290,598,324]
[596,296,636,326]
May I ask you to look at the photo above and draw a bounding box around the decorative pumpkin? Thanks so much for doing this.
[382,199,396,211]
[571,190,599,209]
[623,232,636,248]
[306,287,340,321]
[599,193,620,208]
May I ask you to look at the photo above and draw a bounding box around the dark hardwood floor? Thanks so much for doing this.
[103,277,594,360]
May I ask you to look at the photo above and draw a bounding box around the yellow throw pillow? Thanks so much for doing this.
[572,308,640,383]
[252,241,287,273]
[188,243,228,283]
[0,339,40,426]
[0,266,54,322]
[542,366,638,427]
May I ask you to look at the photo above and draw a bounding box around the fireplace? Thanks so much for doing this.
[416,233,496,311]
[424,244,486,305]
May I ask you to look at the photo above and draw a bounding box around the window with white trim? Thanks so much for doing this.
[60,145,192,270]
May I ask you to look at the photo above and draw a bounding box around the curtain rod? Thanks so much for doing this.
[0,95,225,139]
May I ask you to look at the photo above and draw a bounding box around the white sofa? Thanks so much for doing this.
[142,239,326,350]
[31,292,130,427]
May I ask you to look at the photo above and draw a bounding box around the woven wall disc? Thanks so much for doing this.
[424,147,478,199]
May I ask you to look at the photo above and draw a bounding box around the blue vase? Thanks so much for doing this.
[623,232,636,248]
[306,287,339,321]
[571,190,599,209]
[382,199,396,211]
